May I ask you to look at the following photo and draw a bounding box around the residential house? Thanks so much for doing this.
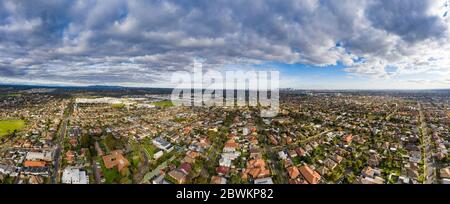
[102,150,130,174]
[298,165,321,184]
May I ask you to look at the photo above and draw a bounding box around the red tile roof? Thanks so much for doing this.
[343,134,353,143]
[224,140,239,149]
[102,150,130,173]
[24,161,46,167]
[180,162,192,174]
[299,165,321,184]
[216,166,230,176]
[287,166,300,179]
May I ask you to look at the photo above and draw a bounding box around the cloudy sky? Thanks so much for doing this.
[0,0,449,89]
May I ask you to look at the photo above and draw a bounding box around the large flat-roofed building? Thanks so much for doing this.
[152,137,173,152]
[75,97,122,105]
[26,151,53,162]
[62,167,89,184]
[254,177,274,184]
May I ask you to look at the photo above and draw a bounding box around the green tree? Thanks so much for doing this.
[120,167,131,177]
[80,134,90,148]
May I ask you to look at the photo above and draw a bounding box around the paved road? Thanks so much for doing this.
[418,102,435,184]
[50,105,71,184]
[93,161,101,184]
[50,118,67,183]
[133,149,150,183]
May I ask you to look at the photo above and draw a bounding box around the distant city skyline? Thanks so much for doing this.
[0,0,450,89]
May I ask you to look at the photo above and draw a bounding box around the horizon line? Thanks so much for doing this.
[1,83,449,92]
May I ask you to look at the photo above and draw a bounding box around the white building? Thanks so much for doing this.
[137,104,156,109]
[75,97,122,105]
[62,167,89,184]
[219,157,232,168]
[154,150,164,160]
[152,137,173,152]
[278,151,288,160]
[221,152,240,161]
[242,127,250,136]
[254,177,274,184]
[26,151,53,162]
[442,178,450,184]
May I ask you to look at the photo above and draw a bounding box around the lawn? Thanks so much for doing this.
[0,120,25,137]
[128,140,143,168]
[99,158,121,184]
[103,135,125,151]
[6,93,22,97]
[139,137,158,157]
[173,117,187,123]
[143,143,158,157]
[111,103,125,109]
[152,100,174,108]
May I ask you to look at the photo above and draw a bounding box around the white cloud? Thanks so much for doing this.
[0,0,448,88]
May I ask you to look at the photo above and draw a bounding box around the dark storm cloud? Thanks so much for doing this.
[0,0,448,85]
[0,65,27,77]
[366,0,447,43]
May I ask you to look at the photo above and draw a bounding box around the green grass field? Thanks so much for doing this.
[6,93,22,97]
[98,157,121,184]
[0,120,25,137]
[152,100,174,108]
[111,103,125,109]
